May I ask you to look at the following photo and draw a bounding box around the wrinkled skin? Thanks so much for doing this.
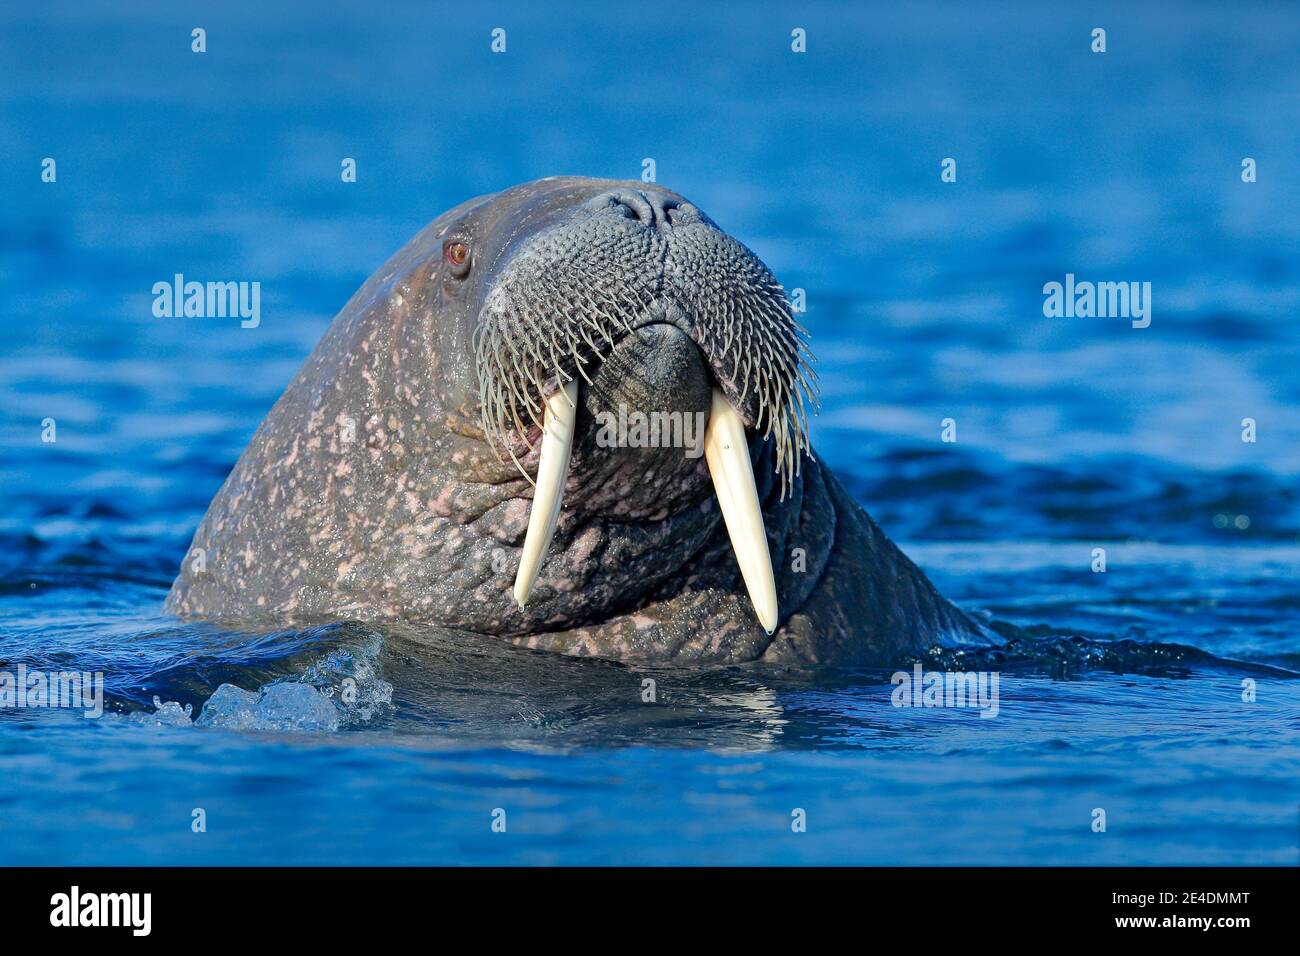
[166,177,990,664]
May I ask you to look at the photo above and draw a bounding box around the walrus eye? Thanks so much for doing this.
[444,240,471,277]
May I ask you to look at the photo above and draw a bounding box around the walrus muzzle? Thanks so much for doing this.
[472,189,817,631]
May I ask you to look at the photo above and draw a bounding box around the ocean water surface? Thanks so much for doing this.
[1,1,1298,864]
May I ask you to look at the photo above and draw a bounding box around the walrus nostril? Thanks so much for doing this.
[597,189,655,224]
[664,201,696,225]
[597,189,685,228]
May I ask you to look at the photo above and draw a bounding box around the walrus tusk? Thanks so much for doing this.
[513,379,580,608]
[704,388,779,634]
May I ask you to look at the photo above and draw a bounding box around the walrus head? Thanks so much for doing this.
[168,176,979,664]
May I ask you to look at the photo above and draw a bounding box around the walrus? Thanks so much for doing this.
[166,177,990,664]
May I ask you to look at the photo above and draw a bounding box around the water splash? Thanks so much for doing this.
[196,682,341,732]
[124,696,194,727]
[296,637,394,728]
[127,633,394,734]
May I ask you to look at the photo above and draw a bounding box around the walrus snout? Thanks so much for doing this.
[474,182,812,630]
[473,183,815,496]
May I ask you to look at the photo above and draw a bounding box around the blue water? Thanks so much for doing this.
[2,1,1299,865]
